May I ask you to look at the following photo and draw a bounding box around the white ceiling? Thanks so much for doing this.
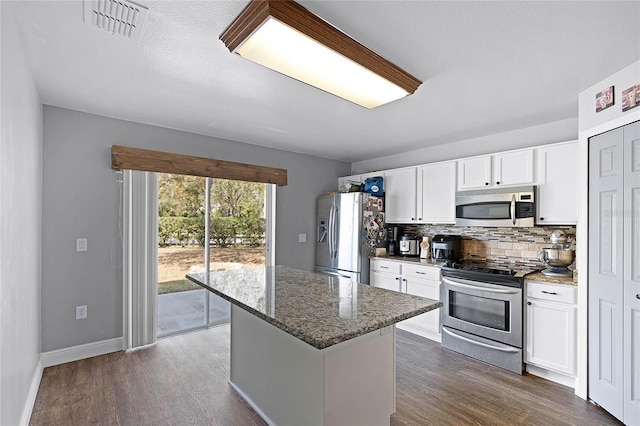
[11,0,640,163]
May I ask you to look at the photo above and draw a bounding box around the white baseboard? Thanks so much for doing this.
[41,337,124,368]
[396,323,441,343]
[526,363,576,389]
[229,381,276,426]
[19,359,43,426]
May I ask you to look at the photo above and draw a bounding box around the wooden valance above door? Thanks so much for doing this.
[111,145,287,186]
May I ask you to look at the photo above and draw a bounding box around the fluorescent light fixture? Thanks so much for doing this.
[220,0,422,109]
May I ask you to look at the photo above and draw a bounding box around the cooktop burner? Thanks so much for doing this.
[455,265,514,275]
[441,262,532,288]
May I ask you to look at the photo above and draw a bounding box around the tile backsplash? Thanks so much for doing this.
[400,224,576,270]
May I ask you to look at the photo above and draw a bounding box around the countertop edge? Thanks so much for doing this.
[186,273,442,350]
[524,271,578,286]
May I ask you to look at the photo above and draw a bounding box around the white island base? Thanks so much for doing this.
[229,305,396,426]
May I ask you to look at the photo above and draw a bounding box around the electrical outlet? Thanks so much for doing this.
[76,238,88,252]
[298,233,307,243]
[76,305,87,320]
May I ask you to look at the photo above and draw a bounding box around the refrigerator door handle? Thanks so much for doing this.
[328,205,334,258]
[332,205,339,258]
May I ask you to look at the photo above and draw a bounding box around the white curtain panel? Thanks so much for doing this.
[122,169,158,349]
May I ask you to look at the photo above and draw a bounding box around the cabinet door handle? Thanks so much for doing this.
[416,271,426,275]
[496,181,501,185]
[527,301,532,305]
[403,278,407,282]
[395,277,399,280]
[541,290,558,295]
[540,217,545,221]
[380,266,389,269]
[485,182,489,186]
[636,294,640,300]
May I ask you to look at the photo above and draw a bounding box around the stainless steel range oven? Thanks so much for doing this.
[440,263,528,374]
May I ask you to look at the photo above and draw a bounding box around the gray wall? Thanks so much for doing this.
[41,106,350,352]
[578,60,640,132]
[1,3,44,425]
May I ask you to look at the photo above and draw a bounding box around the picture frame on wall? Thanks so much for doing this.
[622,85,639,112]
[595,86,614,112]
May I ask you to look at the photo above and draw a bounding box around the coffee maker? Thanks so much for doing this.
[431,234,462,262]
[387,226,400,255]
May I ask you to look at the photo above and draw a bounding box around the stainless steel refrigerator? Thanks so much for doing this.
[315,192,385,284]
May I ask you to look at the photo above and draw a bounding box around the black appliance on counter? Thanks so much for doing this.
[387,226,401,255]
[440,261,530,374]
[431,234,462,262]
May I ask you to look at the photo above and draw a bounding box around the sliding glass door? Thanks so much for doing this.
[156,174,271,337]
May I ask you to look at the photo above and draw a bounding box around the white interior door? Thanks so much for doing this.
[588,127,625,420]
[623,121,640,423]
[589,121,640,424]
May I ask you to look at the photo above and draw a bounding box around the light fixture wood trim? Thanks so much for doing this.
[220,0,422,94]
[111,145,288,186]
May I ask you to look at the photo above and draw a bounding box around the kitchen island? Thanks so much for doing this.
[187,265,441,426]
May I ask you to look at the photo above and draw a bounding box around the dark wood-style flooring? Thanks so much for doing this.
[30,326,619,425]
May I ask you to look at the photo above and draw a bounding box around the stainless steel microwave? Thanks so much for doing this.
[455,186,535,227]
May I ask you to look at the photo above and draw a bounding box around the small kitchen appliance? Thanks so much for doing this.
[387,226,400,255]
[540,229,575,277]
[399,233,420,256]
[420,236,430,259]
[431,235,462,262]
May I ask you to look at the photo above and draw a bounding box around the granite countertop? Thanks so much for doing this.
[525,270,578,286]
[186,265,442,350]
[371,255,578,286]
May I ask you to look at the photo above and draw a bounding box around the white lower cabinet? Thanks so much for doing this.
[370,259,441,342]
[525,280,577,388]
[369,259,402,291]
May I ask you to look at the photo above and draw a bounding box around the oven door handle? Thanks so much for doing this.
[511,194,516,226]
[442,276,521,294]
[443,327,520,353]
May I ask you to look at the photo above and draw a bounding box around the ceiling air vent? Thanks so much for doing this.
[84,0,148,42]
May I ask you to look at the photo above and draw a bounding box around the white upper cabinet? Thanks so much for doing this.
[495,149,535,186]
[385,167,417,223]
[458,149,534,191]
[338,142,576,226]
[417,161,456,223]
[536,141,578,225]
[457,156,492,190]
